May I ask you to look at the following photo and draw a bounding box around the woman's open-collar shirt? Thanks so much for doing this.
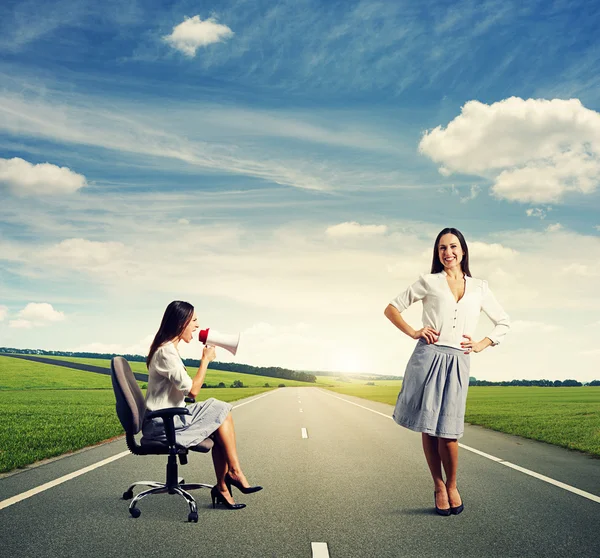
[390,271,510,349]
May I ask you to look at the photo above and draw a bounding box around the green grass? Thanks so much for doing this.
[0,356,119,390]
[325,384,600,456]
[24,354,327,388]
[0,356,271,473]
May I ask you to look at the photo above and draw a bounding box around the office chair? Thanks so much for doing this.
[110,356,214,522]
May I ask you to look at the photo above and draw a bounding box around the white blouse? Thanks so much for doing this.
[389,271,510,349]
[145,342,193,411]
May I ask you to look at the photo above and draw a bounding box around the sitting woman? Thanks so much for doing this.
[142,300,262,510]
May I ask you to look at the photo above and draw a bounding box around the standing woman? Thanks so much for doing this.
[384,228,509,516]
[142,300,262,510]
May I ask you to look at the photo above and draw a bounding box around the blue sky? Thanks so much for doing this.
[1,0,600,381]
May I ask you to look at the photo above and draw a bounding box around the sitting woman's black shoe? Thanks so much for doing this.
[434,491,451,516]
[225,472,263,495]
[211,486,246,510]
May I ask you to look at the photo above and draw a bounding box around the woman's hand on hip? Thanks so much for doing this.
[202,345,216,362]
[413,327,439,344]
[461,334,484,354]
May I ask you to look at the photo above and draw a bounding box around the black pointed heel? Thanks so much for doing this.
[450,489,464,515]
[434,491,451,516]
[225,472,263,495]
[211,486,246,510]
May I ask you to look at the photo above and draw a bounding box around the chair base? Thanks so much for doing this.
[123,479,214,522]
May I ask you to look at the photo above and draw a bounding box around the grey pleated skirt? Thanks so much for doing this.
[142,397,232,448]
[393,340,470,439]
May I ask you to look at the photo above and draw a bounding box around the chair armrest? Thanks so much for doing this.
[145,407,190,447]
[146,407,190,420]
[184,396,196,404]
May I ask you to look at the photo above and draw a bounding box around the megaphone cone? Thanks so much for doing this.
[199,328,240,356]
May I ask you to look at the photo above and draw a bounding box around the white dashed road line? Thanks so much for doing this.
[311,542,330,557]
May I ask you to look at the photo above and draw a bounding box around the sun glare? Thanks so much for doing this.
[330,350,365,374]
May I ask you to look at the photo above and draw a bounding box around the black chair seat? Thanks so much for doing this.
[139,438,214,454]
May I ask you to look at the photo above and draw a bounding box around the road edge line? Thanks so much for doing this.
[319,389,600,504]
[0,388,277,511]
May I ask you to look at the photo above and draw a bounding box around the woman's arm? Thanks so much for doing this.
[384,304,439,344]
[188,345,216,399]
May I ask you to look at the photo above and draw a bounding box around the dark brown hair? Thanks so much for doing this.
[146,301,194,368]
[430,227,472,277]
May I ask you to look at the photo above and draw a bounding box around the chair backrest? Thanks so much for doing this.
[111,356,147,435]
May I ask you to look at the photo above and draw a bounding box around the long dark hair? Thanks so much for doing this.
[430,227,472,277]
[146,301,194,368]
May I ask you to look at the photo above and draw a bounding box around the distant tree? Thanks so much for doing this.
[366,381,375,386]
[218,382,226,388]
[278,383,286,388]
[202,383,208,388]
[264,383,270,387]
[553,380,563,387]
[562,379,582,387]
[588,380,600,386]
[231,380,244,388]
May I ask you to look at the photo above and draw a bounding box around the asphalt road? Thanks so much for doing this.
[1,387,599,558]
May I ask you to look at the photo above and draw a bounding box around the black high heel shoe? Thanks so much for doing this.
[449,489,464,515]
[225,472,263,495]
[211,486,246,510]
[434,491,451,516]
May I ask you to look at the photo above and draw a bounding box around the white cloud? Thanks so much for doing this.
[10,302,66,329]
[0,305,8,321]
[9,319,34,329]
[511,320,562,333]
[0,157,87,196]
[526,207,549,219]
[43,238,128,270]
[163,16,234,57]
[326,222,388,237]
[419,97,600,203]
[460,184,480,203]
[468,241,518,260]
[594,225,600,232]
[546,223,563,233]
[561,263,600,277]
[73,334,154,358]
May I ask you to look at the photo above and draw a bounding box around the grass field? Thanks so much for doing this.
[27,354,331,388]
[0,356,270,473]
[325,384,600,456]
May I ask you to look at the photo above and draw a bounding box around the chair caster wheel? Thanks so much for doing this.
[130,507,141,518]
[123,490,133,500]
[188,512,198,523]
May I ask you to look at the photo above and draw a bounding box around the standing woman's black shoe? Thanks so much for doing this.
[211,486,246,510]
[225,472,263,494]
[434,491,451,516]
[449,487,464,515]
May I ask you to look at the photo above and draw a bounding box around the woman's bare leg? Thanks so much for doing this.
[211,441,228,488]
[211,440,238,504]
[213,413,251,488]
[422,433,449,509]
[438,437,462,507]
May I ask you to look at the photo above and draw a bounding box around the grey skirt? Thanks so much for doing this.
[142,397,232,448]
[393,340,470,439]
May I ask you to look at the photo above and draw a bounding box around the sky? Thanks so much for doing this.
[1,0,600,382]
